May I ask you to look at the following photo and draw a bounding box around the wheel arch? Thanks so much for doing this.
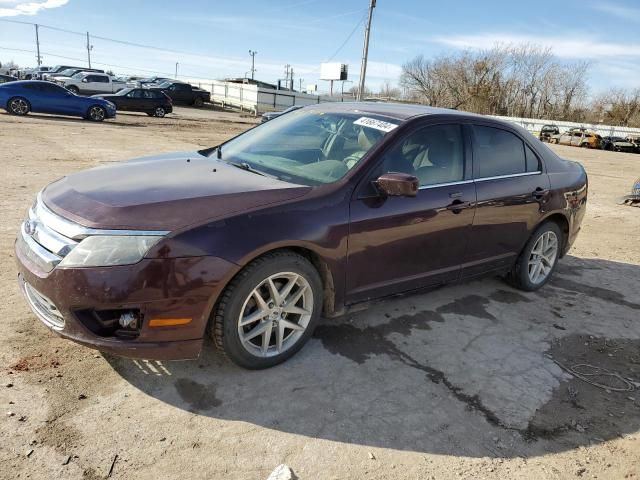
[537,212,570,257]
[221,245,337,317]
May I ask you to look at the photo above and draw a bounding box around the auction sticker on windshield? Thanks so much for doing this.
[353,117,398,133]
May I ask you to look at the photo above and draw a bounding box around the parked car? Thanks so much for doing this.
[20,66,51,80]
[147,81,210,107]
[15,103,587,368]
[92,88,173,117]
[131,76,173,88]
[57,72,126,95]
[38,65,80,80]
[0,74,17,84]
[601,136,636,153]
[0,80,116,121]
[261,105,304,123]
[538,124,559,142]
[626,136,640,154]
[550,128,601,149]
[46,67,105,82]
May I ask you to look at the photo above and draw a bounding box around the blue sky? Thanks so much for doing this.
[1,0,639,94]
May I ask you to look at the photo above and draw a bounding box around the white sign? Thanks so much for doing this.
[353,117,398,133]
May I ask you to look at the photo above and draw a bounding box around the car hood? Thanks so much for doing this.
[42,151,311,231]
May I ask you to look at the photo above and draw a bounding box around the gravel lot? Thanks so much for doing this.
[1,107,639,480]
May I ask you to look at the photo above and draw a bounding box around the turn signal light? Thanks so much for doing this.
[148,318,192,327]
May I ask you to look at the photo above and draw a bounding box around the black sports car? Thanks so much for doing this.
[93,88,173,117]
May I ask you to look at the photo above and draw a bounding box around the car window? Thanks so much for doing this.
[143,90,156,98]
[380,124,465,187]
[127,89,144,98]
[525,145,541,172]
[471,125,528,178]
[40,83,67,95]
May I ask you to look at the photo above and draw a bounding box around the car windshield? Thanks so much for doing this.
[156,81,172,88]
[71,72,85,78]
[57,69,75,76]
[214,109,401,186]
[116,88,133,96]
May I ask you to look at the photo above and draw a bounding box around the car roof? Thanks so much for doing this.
[302,101,484,121]
[0,80,53,87]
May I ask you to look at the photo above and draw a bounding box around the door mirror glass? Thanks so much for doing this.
[375,172,419,197]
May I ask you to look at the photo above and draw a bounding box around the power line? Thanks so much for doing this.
[325,12,368,62]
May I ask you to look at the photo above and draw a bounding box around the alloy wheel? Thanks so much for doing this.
[528,231,558,284]
[237,272,313,358]
[89,106,105,121]
[154,107,165,117]
[10,98,29,115]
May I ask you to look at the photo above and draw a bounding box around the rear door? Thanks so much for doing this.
[462,123,549,277]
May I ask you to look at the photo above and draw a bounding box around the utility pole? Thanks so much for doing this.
[357,0,376,101]
[290,67,294,91]
[248,50,257,80]
[86,32,93,68]
[284,64,291,90]
[299,78,304,92]
[175,62,179,78]
[34,24,42,66]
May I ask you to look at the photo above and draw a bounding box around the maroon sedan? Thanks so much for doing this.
[15,103,587,369]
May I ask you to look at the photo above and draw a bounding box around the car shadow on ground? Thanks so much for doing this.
[0,111,146,127]
[107,255,640,458]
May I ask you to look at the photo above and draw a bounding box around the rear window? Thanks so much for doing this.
[472,126,531,178]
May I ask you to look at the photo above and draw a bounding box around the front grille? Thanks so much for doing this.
[22,281,65,330]
[19,194,80,272]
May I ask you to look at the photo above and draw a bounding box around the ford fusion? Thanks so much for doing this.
[15,103,587,369]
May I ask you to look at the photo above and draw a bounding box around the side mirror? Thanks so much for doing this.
[375,172,419,197]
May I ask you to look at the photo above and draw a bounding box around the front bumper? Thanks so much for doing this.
[16,236,238,360]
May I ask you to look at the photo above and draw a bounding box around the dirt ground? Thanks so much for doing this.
[0,107,639,480]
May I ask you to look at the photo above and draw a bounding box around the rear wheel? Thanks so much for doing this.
[210,251,322,369]
[67,85,79,94]
[193,96,204,108]
[8,97,30,116]
[153,106,166,117]
[506,221,562,291]
[87,105,106,122]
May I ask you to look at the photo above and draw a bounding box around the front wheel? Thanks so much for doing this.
[67,86,79,94]
[211,251,322,369]
[8,97,30,116]
[193,97,204,108]
[87,105,106,122]
[506,222,562,291]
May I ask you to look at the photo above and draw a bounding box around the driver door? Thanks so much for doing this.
[346,122,476,304]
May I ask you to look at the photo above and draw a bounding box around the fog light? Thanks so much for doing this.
[119,311,139,329]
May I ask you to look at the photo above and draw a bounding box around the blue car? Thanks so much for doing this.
[0,80,116,122]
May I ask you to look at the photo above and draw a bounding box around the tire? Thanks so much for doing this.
[505,221,563,292]
[210,251,323,369]
[153,106,166,117]
[581,143,590,149]
[7,97,30,116]
[67,86,79,94]
[87,105,106,122]
[193,96,204,108]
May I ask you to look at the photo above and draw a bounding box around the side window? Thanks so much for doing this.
[97,75,109,83]
[471,125,527,178]
[143,90,156,98]
[525,145,540,172]
[84,75,96,82]
[380,124,465,187]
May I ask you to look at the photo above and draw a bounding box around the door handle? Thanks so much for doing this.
[446,199,472,213]
[532,187,549,199]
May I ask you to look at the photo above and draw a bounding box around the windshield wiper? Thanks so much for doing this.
[227,161,274,178]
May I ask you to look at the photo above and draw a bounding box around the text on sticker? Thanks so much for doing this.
[353,117,398,133]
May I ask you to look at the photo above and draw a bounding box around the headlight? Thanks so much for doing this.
[106,101,116,109]
[58,236,162,268]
